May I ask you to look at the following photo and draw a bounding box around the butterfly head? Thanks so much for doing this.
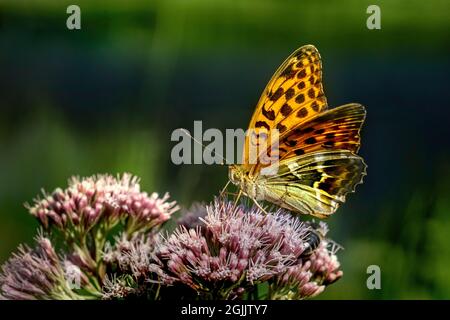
[228,165,252,186]
[228,165,243,185]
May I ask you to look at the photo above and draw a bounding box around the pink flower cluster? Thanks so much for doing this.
[1,171,345,300]
[149,200,310,298]
[27,174,178,234]
[0,236,84,300]
[103,233,156,279]
[272,237,344,299]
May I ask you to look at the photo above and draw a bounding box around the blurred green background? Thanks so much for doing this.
[0,0,449,299]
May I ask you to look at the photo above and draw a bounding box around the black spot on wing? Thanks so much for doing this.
[262,106,276,120]
[297,107,308,118]
[280,103,293,116]
[255,121,270,131]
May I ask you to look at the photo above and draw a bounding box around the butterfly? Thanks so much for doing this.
[228,45,367,218]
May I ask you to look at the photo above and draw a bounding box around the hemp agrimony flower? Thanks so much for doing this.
[0,235,95,300]
[0,174,344,300]
[149,200,310,299]
[26,174,178,273]
[27,173,178,235]
[269,229,344,299]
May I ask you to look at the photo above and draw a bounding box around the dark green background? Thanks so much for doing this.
[0,0,449,299]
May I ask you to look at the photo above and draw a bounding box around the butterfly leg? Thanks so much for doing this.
[219,180,231,197]
[233,190,243,206]
[251,197,269,215]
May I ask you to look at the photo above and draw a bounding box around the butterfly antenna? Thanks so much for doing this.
[179,128,227,165]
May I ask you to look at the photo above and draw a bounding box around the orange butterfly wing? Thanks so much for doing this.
[243,45,328,172]
[278,103,366,161]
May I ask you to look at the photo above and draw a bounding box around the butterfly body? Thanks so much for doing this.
[229,45,367,218]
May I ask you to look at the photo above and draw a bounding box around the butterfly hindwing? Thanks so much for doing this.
[259,150,366,217]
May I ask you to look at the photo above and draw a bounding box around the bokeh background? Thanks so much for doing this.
[0,0,449,299]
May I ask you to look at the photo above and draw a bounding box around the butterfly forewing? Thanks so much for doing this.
[243,45,328,171]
